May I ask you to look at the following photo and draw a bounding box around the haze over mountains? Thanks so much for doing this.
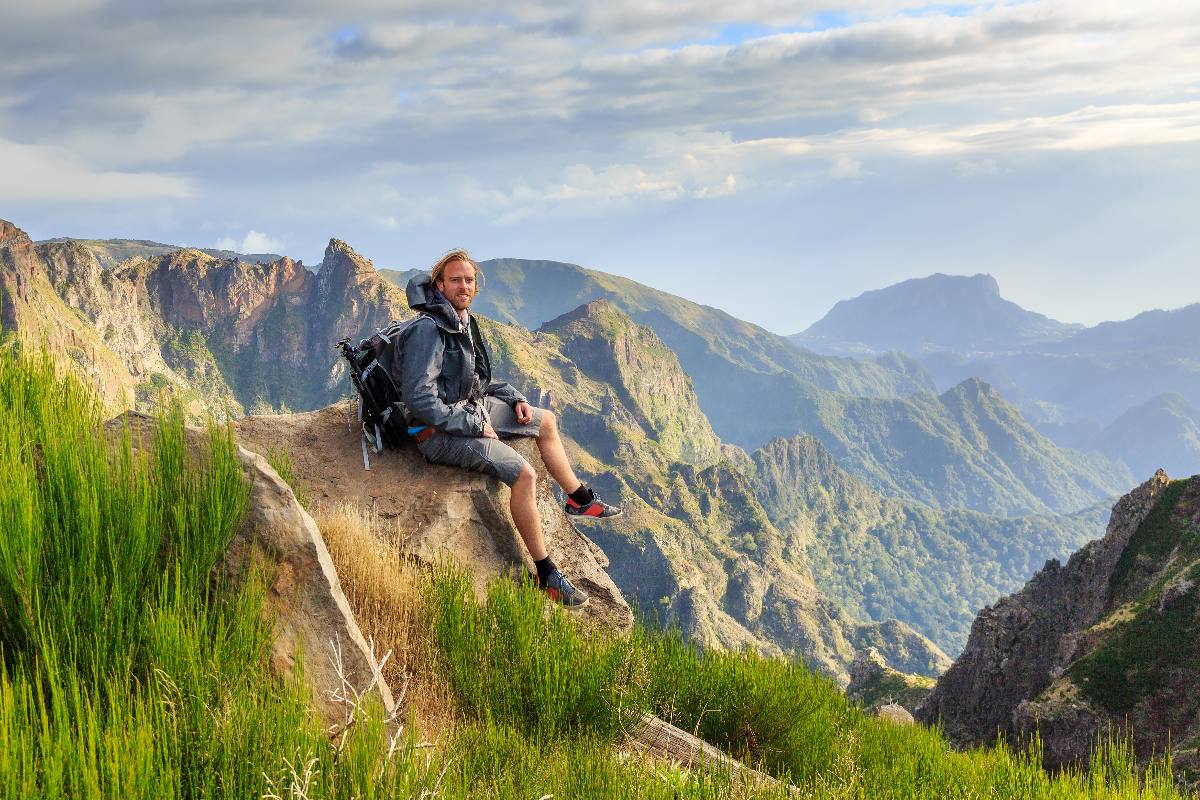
[382,259,1133,517]
[790,272,1200,480]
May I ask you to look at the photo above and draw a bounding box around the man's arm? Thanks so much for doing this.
[484,381,527,407]
[398,319,486,437]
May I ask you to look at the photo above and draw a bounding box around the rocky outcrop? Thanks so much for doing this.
[846,647,935,714]
[917,469,1200,786]
[232,404,632,632]
[1,222,408,416]
[104,411,393,726]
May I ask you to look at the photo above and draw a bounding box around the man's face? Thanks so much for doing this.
[436,259,477,312]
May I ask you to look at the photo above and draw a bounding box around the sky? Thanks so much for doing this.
[2,0,1199,334]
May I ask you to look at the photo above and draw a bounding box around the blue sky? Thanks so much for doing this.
[2,0,1198,333]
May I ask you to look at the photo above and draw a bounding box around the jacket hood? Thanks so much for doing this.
[406,273,463,332]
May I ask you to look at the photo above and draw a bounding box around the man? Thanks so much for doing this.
[399,249,621,609]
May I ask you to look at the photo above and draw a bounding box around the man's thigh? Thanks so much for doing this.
[484,395,545,439]
[416,430,530,487]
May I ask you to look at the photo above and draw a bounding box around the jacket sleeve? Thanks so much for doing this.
[484,381,527,407]
[399,318,485,437]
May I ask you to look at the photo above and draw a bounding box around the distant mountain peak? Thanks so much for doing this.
[793,272,1076,356]
[908,272,1000,295]
[320,238,374,272]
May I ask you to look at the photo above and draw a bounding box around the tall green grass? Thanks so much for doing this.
[429,564,1195,799]
[0,343,416,798]
[0,342,780,798]
[1,337,1194,798]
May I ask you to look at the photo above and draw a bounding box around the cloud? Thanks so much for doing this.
[215,230,284,254]
[0,137,192,200]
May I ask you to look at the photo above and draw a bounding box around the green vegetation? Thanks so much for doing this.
[429,565,1191,798]
[0,340,1193,798]
[1067,479,1200,716]
[1111,480,1194,600]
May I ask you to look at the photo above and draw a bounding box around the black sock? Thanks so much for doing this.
[568,484,594,506]
[534,556,557,586]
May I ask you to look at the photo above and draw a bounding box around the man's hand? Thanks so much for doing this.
[513,401,533,425]
[482,422,498,439]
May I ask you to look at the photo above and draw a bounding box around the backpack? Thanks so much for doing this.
[336,313,430,470]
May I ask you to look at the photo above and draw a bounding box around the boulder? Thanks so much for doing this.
[870,703,915,726]
[233,404,633,632]
[105,411,393,727]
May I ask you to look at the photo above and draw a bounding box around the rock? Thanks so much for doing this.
[847,647,936,714]
[1157,577,1196,614]
[105,411,393,726]
[916,469,1171,744]
[870,703,915,726]
[232,404,633,632]
[919,469,1200,785]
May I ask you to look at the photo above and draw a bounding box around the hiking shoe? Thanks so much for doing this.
[565,493,623,519]
[542,569,590,609]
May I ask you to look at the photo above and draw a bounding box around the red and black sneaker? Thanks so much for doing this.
[542,569,590,608]
[564,493,623,519]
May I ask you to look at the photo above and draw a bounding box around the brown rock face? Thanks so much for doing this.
[105,411,393,726]
[232,404,632,632]
[917,470,1170,743]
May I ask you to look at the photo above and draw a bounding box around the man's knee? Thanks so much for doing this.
[539,409,557,434]
[514,461,537,486]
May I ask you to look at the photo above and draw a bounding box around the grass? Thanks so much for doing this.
[1,336,1197,798]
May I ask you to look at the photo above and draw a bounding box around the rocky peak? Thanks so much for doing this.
[319,238,376,278]
[312,238,383,312]
[0,219,32,249]
[846,647,936,714]
[540,300,722,467]
[916,472,1180,762]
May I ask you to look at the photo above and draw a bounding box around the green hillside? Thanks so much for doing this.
[750,435,1109,652]
[1,340,1192,798]
[381,258,935,448]
[382,259,1129,516]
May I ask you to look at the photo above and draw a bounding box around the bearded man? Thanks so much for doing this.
[399,250,621,608]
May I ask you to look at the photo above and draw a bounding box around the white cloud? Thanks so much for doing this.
[214,231,284,254]
[829,155,863,180]
[240,230,284,253]
[0,137,191,200]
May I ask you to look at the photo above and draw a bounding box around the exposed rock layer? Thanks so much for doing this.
[232,404,632,632]
[918,469,1200,786]
[104,411,394,726]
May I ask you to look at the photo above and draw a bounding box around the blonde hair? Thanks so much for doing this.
[430,249,481,291]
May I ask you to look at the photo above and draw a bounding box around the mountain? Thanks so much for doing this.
[1095,393,1200,479]
[485,299,951,680]
[38,236,285,269]
[2,221,405,417]
[380,258,936,452]
[1044,303,1200,358]
[790,272,1200,487]
[753,376,1132,517]
[747,435,1107,653]
[381,259,1129,516]
[2,219,951,681]
[918,470,1200,783]
[790,273,1081,356]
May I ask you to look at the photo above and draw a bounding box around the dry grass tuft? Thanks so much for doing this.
[313,502,459,741]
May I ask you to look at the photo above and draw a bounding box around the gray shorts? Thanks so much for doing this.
[415,395,545,486]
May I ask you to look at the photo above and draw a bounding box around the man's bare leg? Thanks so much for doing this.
[510,463,548,560]
[534,410,584,493]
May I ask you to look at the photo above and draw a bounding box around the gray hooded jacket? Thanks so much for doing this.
[398,273,526,437]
